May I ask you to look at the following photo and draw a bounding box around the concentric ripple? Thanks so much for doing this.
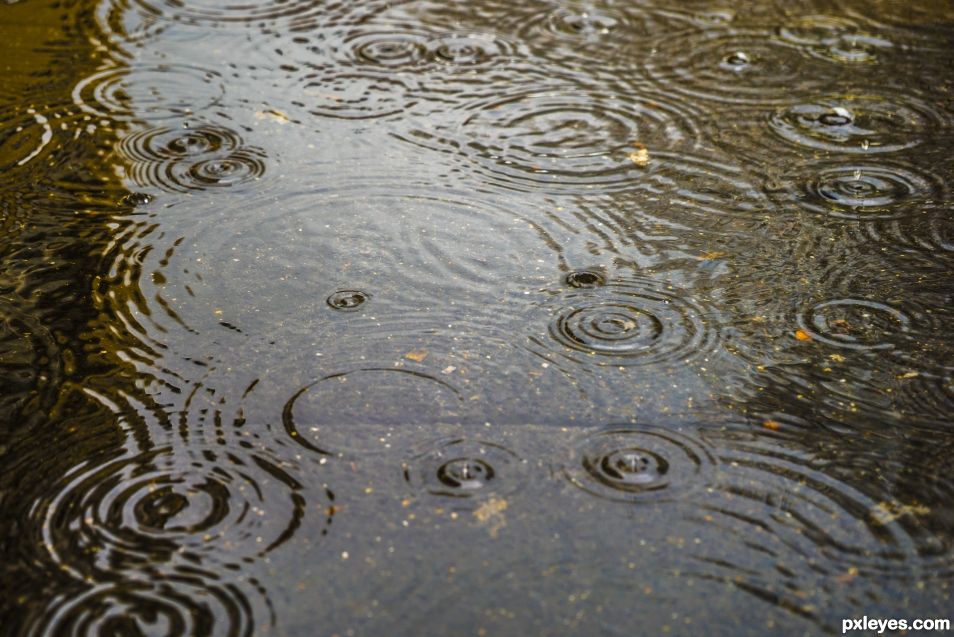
[127,0,326,25]
[507,3,663,59]
[896,370,954,427]
[399,89,698,193]
[778,15,894,64]
[186,151,266,189]
[0,108,54,172]
[118,125,266,192]
[403,438,527,502]
[87,0,167,53]
[563,426,716,503]
[768,96,946,154]
[645,29,823,104]
[120,125,242,161]
[345,31,429,68]
[283,370,463,456]
[540,7,623,39]
[149,189,557,324]
[426,33,517,66]
[850,208,954,262]
[28,578,257,637]
[698,429,954,580]
[36,448,306,578]
[298,70,419,121]
[791,162,943,220]
[74,64,225,121]
[631,151,776,224]
[796,299,912,351]
[0,297,62,424]
[535,277,718,368]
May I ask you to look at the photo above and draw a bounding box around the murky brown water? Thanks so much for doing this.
[1,0,953,634]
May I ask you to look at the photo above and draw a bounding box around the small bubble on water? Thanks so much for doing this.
[326,289,371,311]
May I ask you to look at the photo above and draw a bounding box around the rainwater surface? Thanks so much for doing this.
[1,0,953,635]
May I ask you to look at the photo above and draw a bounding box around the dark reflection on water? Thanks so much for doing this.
[1,0,953,634]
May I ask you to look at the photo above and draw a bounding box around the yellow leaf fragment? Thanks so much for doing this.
[794,329,812,342]
[255,109,292,124]
[629,143,650,167]
[473,497,508,538]
[897,371,919,379]
[835,567,859,584]
[404,349,429,362]
[829,353,846,363]
[762,419,781,431]
[698,251,728,261]
[870,500,930,525]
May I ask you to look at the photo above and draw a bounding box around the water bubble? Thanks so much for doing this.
[595,448,668,486]
[564,426,715,503]
[721,51,750,69]
[404,438,526,503]
[326,290,371,311]
[818,110,853,126]
[436,457,495,490]
[564,269,606,289]
[537,277,719,368]
[73,64,224,121]
[768,96,946,154]
[120,192,154,207]
[549,8,619,37]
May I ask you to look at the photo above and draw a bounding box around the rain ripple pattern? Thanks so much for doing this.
[0,0,953,635]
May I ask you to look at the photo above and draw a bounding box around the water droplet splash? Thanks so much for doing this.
[404,438,526,503]
[537,277,719,368]
[795,162,942,220]
[564,426,715,503]
[769,96,946,153]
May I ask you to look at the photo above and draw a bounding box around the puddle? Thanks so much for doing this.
[1,0,952,634]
